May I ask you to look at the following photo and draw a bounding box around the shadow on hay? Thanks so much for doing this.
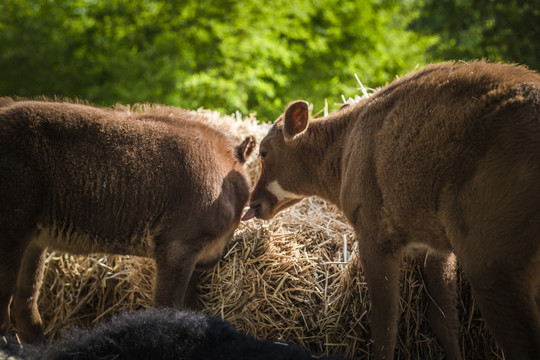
[1,308,349,360]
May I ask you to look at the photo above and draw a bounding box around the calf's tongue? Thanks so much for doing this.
[241,206,258,221]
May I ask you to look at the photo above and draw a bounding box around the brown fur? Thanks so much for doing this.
[0,100,255,343]
[244,61,540,360]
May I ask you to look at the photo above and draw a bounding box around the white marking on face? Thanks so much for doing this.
[267,180,303,202]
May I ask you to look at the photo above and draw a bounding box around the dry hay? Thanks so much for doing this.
[34,106,502,359]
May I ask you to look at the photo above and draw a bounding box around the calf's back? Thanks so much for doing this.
[1,101,249,255]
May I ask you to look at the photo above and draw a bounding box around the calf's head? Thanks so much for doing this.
[242,100,311,221]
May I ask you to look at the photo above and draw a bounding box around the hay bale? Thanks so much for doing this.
[36,107,501,359]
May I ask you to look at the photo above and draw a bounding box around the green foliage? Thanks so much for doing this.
[0,0,431,119]
[0,0,182,104]
[410,0,540,70]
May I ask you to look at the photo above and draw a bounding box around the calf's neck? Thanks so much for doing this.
[0,100,255,343]
[243,61,540,360]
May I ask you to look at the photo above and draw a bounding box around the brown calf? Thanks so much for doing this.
[0,100,255,343]
[243,61,540,360]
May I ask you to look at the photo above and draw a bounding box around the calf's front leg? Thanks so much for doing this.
[183,271,201,309]
[419,250,462,360]
[359,233,403,360]
[153,238,198,309]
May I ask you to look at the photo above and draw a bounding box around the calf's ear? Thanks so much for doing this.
[283,100,310,141]
[236,136,256,163]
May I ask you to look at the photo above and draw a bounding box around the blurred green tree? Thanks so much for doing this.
[410,0,540,70]
[0,0,434,119]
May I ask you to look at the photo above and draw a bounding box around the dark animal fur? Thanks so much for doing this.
[1,335,41,360]
[1,308,348,360]
[0,100,255,343]
[245,61,540,360]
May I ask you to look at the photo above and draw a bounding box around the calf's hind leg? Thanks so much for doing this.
[11,242,47,343]
[460,240,540,360]
[455,157,540,359]
[468,266,540,359]
[0,238,30,337]
[0,157,43,338]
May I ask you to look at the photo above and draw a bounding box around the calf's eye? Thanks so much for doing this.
[260,151,267,158]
